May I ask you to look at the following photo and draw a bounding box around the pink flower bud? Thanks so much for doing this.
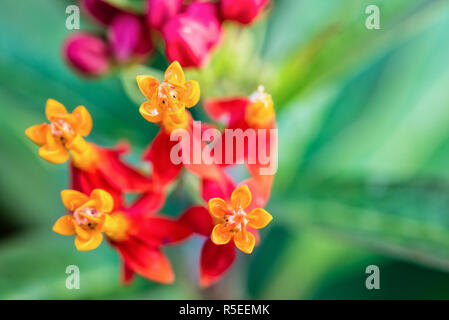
[162,2,222,68]
[146,0,183,31]
[219,0,268,25]
[63,33,110,76]
[81,0,122,25]
[108,13,143,62]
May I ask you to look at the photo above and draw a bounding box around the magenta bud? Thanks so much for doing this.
[146,0,183,31]
[162,2,222,68]
[108,13,142,62]
[81,0,122,25]
[219,0,268,25]
[63,33,110,76]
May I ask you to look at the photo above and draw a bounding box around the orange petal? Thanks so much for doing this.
[234,229,255,254]
[72,106,92,136]
[247,208,272,229]
[38,145,69,163]
[65,134,89,154]
[230,185,252,209]
[208,198,228,219]
[211,224,232,245]
[52,215,75,235]
[184,80,200,108]
[74,222,94,240]
[164,61,185,86]
[45,99,68,121]
[75,233,103,251]
[90,189,114,213]
[25,123,48,146]
[61,189,89,211]
[136,75,160,100]
[139,101,163,123]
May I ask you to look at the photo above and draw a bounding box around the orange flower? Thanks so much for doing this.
[245,85,275,128]
[136,61,200,133]
[208,185,272,254]
[53,189,129,251]
[25,99,96,169]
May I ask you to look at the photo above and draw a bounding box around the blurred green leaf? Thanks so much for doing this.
[271,0,449,107]
[103,0,145,14]
[274,179,449,273]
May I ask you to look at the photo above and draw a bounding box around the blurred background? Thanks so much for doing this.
[1,0,449,299]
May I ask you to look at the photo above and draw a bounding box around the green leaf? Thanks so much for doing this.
[274,179,449,273]
[103,0,145,14]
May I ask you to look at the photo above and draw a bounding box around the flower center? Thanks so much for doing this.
[225,208,248,232]
[50,119,74,144]
[73,207,102,230]
[159,83,183,113]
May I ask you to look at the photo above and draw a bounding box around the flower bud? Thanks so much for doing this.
[63,33,110,76]
[108,13,143,62]
[81,0,121,25]
[162,2,222,68]
[219,0,268,25]
[146,0,183,30]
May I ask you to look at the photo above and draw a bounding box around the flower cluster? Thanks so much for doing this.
[25,62,276,287]
[64,0,270,76]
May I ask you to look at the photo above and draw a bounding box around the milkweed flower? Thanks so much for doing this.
[25,99,152,207]
[219,0,269,25]
[203,85,277,200]
[137,60,200,133]
[209,185,272,254]
[53,189,118,251]
[137,61,226,188]
[182,172,274,287]
[53,188,193,283]
[63,0,152,76]
[204,85,275,133]
[162,1,222,67]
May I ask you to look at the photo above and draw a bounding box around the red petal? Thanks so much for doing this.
[70,163,124,209]
[182,126,226,181]
[200,239,236,287]
[126,188,166,217]
[203,97,248,126]
[240,174,273,211]
[179,206,213,237]
[97,144,152,193]
[201,171,235,202]
[143,130,182,187]
[246,122,277,177]
[114,238,175,284]
[131,215,193,246]
[121,261,135,285]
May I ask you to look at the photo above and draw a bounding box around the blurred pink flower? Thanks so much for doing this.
[64,33,110,76]
[162,1,222,68]
[108,13,144,62]
[146,0,183,31]
[82,0,122,25]
[63,0,153,76]
[219,0,268,25]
